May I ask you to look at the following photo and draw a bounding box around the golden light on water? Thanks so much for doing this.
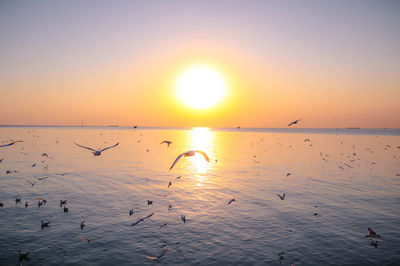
[188,127,214,176]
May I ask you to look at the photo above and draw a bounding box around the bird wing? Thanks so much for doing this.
[146,256,158,261]
[288,122,294,127]
[195,150,210,162]
[131,220,142,226]
[27,181,32,185]
[169,153,185,171]
[74,143,96,152]
[0,142,13,147]
[100,143,119,152]
[157,248,169,259]
[143,213,154,220]
[0,141,23,147]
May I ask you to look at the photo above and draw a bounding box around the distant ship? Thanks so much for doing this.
[346,127,360,129]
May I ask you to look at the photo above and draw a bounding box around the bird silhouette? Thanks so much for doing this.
[74,143,119,156]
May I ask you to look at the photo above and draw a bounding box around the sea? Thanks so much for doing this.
[0,126,399,265]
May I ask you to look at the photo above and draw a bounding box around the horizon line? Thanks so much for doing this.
[0,124,399,130]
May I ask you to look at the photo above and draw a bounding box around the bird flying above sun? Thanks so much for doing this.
[176,65,227,109]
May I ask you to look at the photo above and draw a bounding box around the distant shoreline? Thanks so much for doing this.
[0,125,399,136]
[0,125,398,129]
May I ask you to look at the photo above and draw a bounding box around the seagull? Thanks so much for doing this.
[277,193,286,200]
[288,119,302,127]
[78,236,94,243]
[130,213,154,226]
[160,141,172,147]
[74,142,119,156]
[168,181,172,189]
[146,248,168,262]
[6,170,19,174]
[147,200,153,205]
[181,215,186,223]
[129,209,134,216]
[41,153,48,157]
[27,180,37,186]
[25,201,29,208]
[16,198,21,204]
[37,176,49,181]
[60,200,67,207]
[169,150,210,171]
[18,250,30,263]
[0,202,3,207]
[80,221,85,230]
[0,141,23,148]
[344,163,353,169]
[41,220,51,230]
[286,173,291,177]
[159,223,167,229]
[37,198,47,207]
[304,139,310,142]
[0,158,3,163]
[63,206,68,213]
[228,198,236,205]
[31,163,36,167]
[56,172,71,176]
[365,228,382,239]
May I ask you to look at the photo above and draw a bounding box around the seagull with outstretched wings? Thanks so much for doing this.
[169,150,209,171]
[74,143,119,156]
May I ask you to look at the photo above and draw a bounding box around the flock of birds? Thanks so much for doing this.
[1,121,397,265]
[0,135,219,265]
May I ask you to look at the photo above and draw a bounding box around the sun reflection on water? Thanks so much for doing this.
[188,127,214,177]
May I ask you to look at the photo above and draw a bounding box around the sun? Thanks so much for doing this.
[176,65,227,109]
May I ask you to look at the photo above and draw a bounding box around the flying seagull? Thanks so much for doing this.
[146,248,168,262]
[288,119,302,127]
[228,198,236,205]
[277,193,286,200]
[60,200,67,207]
[160,141,172,147]
[26,180,37,186]
[74,142,119,156]
[41,220,51,230]
[130,213,154,226]
[0,141,23,148]
[169,150,210,171]
[365,228,382,239]
[18,250,30,263]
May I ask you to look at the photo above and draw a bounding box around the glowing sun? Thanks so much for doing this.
[176,65,227,109]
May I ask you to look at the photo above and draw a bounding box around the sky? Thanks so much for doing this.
[0,0,399,128]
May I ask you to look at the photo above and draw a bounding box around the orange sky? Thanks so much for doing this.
[0,1,399,128]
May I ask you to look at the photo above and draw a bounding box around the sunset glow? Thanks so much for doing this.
[176,66,227,110]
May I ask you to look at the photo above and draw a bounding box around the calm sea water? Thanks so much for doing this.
[0,126,399,265]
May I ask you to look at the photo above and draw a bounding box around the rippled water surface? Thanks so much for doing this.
[0,127,399,265]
